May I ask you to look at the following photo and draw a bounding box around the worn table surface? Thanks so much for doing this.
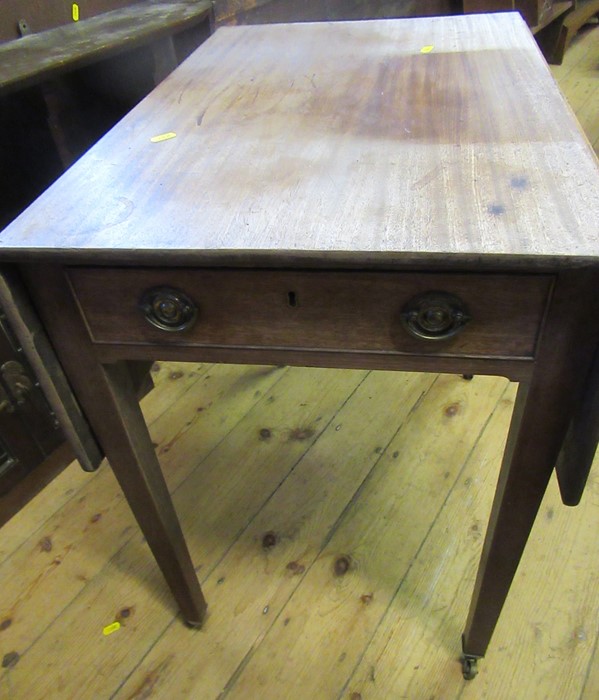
[0,12,597,268]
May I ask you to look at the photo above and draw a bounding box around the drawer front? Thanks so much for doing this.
[67,268,552,359]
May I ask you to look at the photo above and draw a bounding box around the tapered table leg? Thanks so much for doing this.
[462,379,559,669]
[461,271,599,678]
[555,345,599,506]
[101,360,207,624]
[20,264,207,625]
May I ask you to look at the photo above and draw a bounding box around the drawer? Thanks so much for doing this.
[67,268,552,359]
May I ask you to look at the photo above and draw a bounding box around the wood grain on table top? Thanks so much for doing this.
[1,12,597,267]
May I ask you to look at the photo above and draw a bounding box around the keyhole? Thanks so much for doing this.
[287,291,298,307]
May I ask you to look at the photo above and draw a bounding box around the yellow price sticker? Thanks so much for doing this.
[420,45,434,54]
[72,3,80,22]
[102,621,121,636]
[150,132,177,143]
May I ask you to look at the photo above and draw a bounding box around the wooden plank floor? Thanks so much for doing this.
[1,24,598,700]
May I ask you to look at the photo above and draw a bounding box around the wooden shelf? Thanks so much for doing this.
[531,0,574,33]
[0,0,212,97]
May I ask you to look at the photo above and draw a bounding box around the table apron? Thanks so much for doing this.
[94,342,534,382]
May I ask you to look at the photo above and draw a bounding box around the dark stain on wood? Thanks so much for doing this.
[2,651,20,669]
[117,606,134,624]
[125,655,174,700]
[334,555,351,577]
[169,370,184,380]
[262,531,277,549]
[90,512,102,523]
[487,203,506,216]
[287,426,315,441]
[510,175,529,190]
[0,618,12,631]
[38,536,52,552]
[259,427,272,440]
[360,593,374,605]
[444,402,461,417]
[286,561,305,575]
[546,507,554,520]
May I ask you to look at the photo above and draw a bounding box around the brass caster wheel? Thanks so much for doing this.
[462,656,479,680]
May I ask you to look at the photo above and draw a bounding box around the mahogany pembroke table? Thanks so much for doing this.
[1,12,598,679]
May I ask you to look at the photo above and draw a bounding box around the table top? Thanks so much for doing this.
[1,12,597,268]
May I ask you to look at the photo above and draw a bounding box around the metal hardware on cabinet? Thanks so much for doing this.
[139,287,198,332]
[1,360,33,406]
[401,291,471,341]
[0,384,14,413]
[0,309,24,355]
[0,435,17,476]
[17,18,31,37]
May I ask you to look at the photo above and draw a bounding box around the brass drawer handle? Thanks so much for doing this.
[401,291,470,341]
[139,287,198,332]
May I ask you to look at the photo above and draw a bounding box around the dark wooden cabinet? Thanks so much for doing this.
[520,1,573,27]
[0,269,158,525]
[0,306,66,494]
[0,270,104,526]
[214,0,460,24]
[463,0,575,29]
